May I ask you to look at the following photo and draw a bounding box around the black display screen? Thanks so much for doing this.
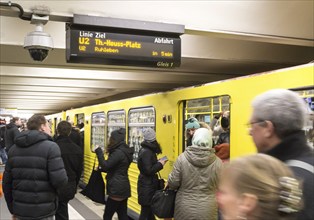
[66,29,181,68]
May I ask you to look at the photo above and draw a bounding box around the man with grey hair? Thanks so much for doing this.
[249,89,313,220]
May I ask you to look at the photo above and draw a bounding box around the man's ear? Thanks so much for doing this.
[39,124,45,132]
[239,193,258,216]
[263,120,275,138]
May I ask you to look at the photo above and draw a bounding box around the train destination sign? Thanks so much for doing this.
[66,29,181,68]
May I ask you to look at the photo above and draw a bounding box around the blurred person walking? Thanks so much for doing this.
[0,120,7,164]
[55,121,83,220]
[217,154,303,220]
[167,128,223,220]
[249,89,314,220]
[94,128,134,220]
[137,128,168,220]
[3,114,68,220]
[4,117,22,153]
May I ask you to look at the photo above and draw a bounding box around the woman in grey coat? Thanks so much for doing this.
[168,128,223,220]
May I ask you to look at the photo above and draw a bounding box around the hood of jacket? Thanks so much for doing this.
[140,141,161,154]
[184,145,216,168]
[115,141,134,163]
[15,130,52,148]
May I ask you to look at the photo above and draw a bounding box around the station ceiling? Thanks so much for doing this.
[1,1,313,116]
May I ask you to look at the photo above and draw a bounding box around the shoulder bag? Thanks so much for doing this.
[151,188,176,218]
[80,158,106,204]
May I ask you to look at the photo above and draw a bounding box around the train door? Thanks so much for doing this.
[75,113,85,146]
[181,95,231,161]
[75,113,85,178]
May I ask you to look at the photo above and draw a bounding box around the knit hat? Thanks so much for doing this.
[143,128,156,142]
[110,128,126,143]
[185,117,200,129]
[192,128,213,148]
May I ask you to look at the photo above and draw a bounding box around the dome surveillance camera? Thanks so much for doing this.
[24,15,53,62]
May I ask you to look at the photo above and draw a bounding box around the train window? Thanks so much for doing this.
[91,112,106,152]
[295,88,314,147]
[184,95,231,158]
[128,107,155,162]
[107,110,126,144]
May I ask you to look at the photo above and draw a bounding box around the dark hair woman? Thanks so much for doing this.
[94,128,134,220]
[137,128,168,220]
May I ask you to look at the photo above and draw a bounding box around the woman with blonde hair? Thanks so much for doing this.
[217,154,303,220]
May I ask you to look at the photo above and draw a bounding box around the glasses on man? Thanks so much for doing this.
[246,120,265,128]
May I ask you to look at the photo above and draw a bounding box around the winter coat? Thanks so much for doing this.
[4,122,20,152]
[69,127,82,148]
[95,141,134,198]
[137,141,163,205]
[216,130,230,145]
[3,130,68,219]
[168,145,223,220]
[55,135,83,202]
[265,131,314,220]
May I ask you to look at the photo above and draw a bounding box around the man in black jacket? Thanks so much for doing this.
[55,120,83,220]
[4,117,22,153]
[3,114,68,220]
[249,89,313,220]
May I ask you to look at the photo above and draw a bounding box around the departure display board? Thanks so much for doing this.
[66,29,181,68]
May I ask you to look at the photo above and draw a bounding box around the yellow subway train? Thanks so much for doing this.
[47,63,314,218]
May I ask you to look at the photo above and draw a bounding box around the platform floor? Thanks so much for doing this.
[0,191,120,220]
